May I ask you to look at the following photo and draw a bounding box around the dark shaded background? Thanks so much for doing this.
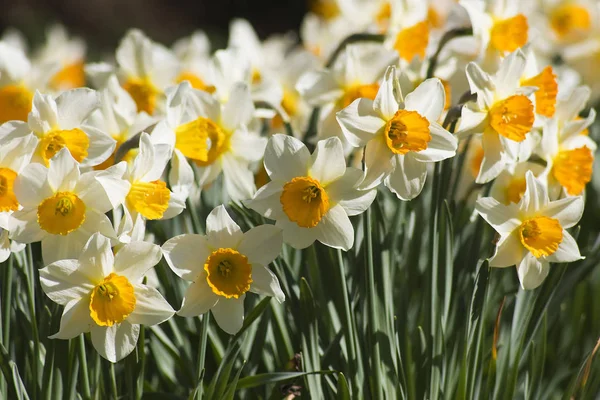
[0,0,308,56]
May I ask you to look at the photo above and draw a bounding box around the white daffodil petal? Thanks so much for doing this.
[250,265,285,303]
[276,219,316,249]
[385,155,427,201]
[475,197,521,234]
[520,171,549,215]
[314,205,354,251]
[48,148,80,193]
[412,123,457,163]
[178,274,220,317]
[114,242,162,283]
[8,209,46,244]
[49,298,93,339]
[517,253,549,290]
[336,99,385,147]
[360,138,394,190]
[221,154,256,202]
[127,284,175,326]
[264,134,310,182]
[404,78,445,123]
[243,182,285,220]
[489,231,525,268]
[456,107,488,139]
[39,260,95,305]
[162,234,211,281]
[42,230,92,265]
[211,295,245,335]
[373,66,399,120]
[78,232,114,281]
[237,225,282,266]
[494,49,526,100]
[476,130,505,184]
[206,205,244,249]
[310,137,346,185]
[91,321,140,363]
[545,231,583,264]
[56,89,99,130]
[221,83,254,131]
[542,196,584,229]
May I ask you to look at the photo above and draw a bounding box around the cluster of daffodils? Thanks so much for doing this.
[0,0,597,362]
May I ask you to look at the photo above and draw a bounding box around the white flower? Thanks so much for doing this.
[337,66,457,199]
[538,85,597,197]
[118,132,187,243]
[34,24,86,91]
[296,43,397,149]
[172,31,214,93]
[0,89,115,168]
[153,81,266,202]
[0,41,59,124]
[9,148,130,264]
[39,233,174,362]
[489,161,545,205]
[245,134,376,250]
[456,49,537,183]
[87,29,179,116]
[85,75,158,169]
[162,205,284,334]
[475,171,584,290]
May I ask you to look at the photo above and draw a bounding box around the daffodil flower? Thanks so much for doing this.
[489,161,544,205]
[9,148,130,264]
[337,66,457,200]
[476,171,584,289]
[296,43,398,149]
[456,49,537,183]
[153,81,266,202]
[0,89,116,168]
[245,134,376,250]
[539,85,597,197]
[162,205,284,334]
[172,31,213,93]
[118,132,188,243]
[0,42,59,124]
[39,233,174,362]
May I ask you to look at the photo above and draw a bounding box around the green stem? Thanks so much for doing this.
[364,208,384,399]
[24,245,40,399]
[2,255,13,345]
[78,335,91,400]
[196,313,210,400]
[429,163,442,400]
[334,249,358,395]
[136,326,146,400]
[109,363,118,399]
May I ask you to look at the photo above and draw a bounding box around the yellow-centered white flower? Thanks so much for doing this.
[296,43,398,149]
[476,171,584,290]
[118,132,187,243]
[172,31,214,94]
[245,135,377,250]
[0,42,59,124]
[153,81,266,202]
[456,49,537,183]
[162,205,284,335]
[9,148,130,264]
[337,66,458,200]
[39,233,174,362]
[538,85,597,197]
[0,89,116,168]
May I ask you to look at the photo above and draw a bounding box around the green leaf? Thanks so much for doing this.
[236,371,335,390]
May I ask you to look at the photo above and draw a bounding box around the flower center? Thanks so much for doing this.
[519,216,563,258]
[272,89,300,129]
[50,61,86,91]
[505,177,527,204]
[393,21,430,62]
[37,191,86,235]
[552,146,593,196]
[337,83,380,110]
[39,128,90,166]
[490,14,528,53]
[280,176,330,228]
[204,248,252,298]
[126,180,171,220]
[0,168,19,212]
[89,273,136,327]
[384,109,431,154]
[310,0,340,21]
[550,4,591,39]
[376,2,391,31]
[176,71,216,94]
[174,117,215,164]
[521,66,557,118]
[122,77,159,115]
[0,84,33,123]
[488,95,534,142]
